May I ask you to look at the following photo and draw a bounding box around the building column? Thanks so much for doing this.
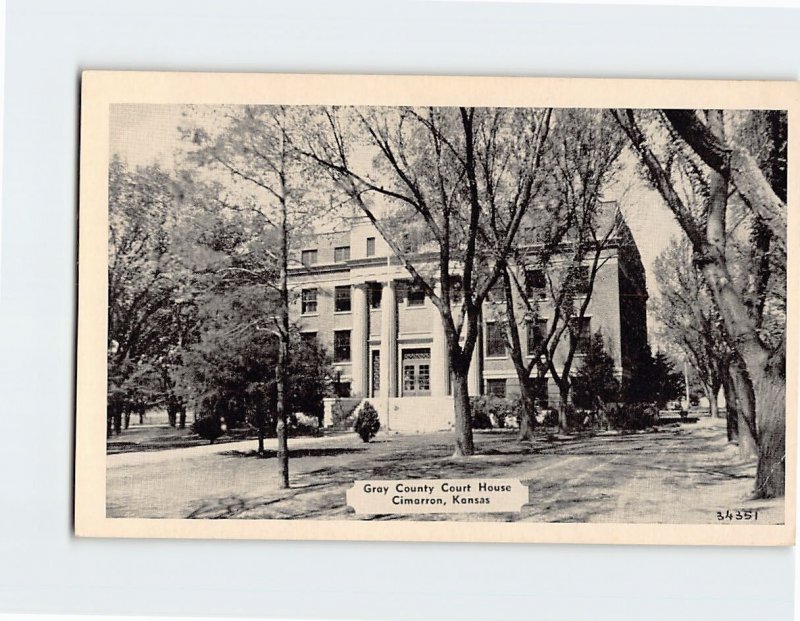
[379,280,397,402]
[431,285,448,397]
[467,322,481,396]
[350,283,368,397]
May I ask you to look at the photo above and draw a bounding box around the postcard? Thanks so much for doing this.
[75,72,797,544]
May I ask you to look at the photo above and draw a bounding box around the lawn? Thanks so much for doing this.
[106,418,783,524]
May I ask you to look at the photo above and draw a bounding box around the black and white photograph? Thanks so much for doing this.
[75,72,796,543]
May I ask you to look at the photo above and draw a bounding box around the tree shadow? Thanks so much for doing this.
[218,447,367,459]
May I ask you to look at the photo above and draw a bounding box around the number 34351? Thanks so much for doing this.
[717,510,759,521]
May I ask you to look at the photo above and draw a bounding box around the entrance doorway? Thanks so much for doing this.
[402,348,431,396]
[370,350,380,398]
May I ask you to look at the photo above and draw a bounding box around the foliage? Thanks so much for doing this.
[541,410,560,427]
[175,303,334,436]
[107,157,201,431]
[622,345,684,408]
[354,402,381,442]
[469,396,523,429]
[572,332,620,410]
[192,415,223,444]
[606,403,658,431]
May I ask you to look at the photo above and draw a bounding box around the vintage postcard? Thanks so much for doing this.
[75,72,797,544]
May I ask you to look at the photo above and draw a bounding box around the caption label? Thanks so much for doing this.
[346,479,529,514]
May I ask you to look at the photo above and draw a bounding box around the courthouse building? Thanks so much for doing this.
[288,207,648,432]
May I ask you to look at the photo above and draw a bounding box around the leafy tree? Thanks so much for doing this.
[183,105,323,487]
[622,345,683,409]
[107,157,197,436]
[572,332,619,411]
[174,283,333,454]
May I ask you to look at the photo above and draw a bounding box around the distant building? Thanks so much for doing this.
[288,204,647,432]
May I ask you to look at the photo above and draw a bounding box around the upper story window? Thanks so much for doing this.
[300,331,317,346]
[488,280,505,303]
[525,269,547,299]
[334,285,352,313]
[333,330,351,362]
[527,318,547,356]
[448,275,463,304]
[301,288,318,314]
[407,285,425,306]
[334,246,351,263]
[301,249,318,266]
[568,265,591,294]
[485,321,507,358]
[368,282,382,309]
[366,237,376,257]
[570,316,592,354]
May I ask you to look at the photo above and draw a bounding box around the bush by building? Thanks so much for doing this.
[354,402,381,442]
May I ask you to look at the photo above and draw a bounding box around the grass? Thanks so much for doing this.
[106,418,784,524]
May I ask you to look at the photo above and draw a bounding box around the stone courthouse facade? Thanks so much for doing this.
[289,208,648,432]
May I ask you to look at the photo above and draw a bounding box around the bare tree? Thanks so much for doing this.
[491,109,625,437]
[613,109,786,497]
[298,106,551,456]
[652,238,754,450]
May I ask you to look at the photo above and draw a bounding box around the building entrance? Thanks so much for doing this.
[402,348,431,397]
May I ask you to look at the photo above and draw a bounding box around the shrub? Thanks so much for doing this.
[354,402,381,442]
[192,415,223,444]
[470,396,522,429]
[541,409,559,427]
[606,403,658,431]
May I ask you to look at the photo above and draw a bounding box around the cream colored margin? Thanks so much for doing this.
[76,72,799,545]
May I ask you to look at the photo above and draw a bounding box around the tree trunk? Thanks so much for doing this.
[704,384,720,418]
[451,367,475,456]
[275,168,291,490]
[178,405,186,429]
[721,372,739,443]
[123,409,131,430]
[113,406,122,435]
[729,360,758,460]
[557,383,571,432]
[517,382,537,441]
[754,376,786,498]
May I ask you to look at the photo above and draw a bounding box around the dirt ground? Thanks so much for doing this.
[106,418,784,524]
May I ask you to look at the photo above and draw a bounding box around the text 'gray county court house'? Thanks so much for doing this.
[289,203,648,432]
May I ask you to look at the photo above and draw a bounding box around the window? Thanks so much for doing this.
[333,381,351,398]
[301,288,318,314]
[527,319,547,356]
[334,286,351,313]
[485,322,506,357]
[528,377,548,404]
[368,282,382,309]
[525,269,546,299]
[301,249,318,266]
[448,275,463,304]
[486,378,507,399]
[568,265,591,293]
[407,285,425,306]
[334,246,350,263]
[488,281,505,302]
[333,330,351,362]
[570,317,592,354]
[300,331,317,345]
[366,237,376,257]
